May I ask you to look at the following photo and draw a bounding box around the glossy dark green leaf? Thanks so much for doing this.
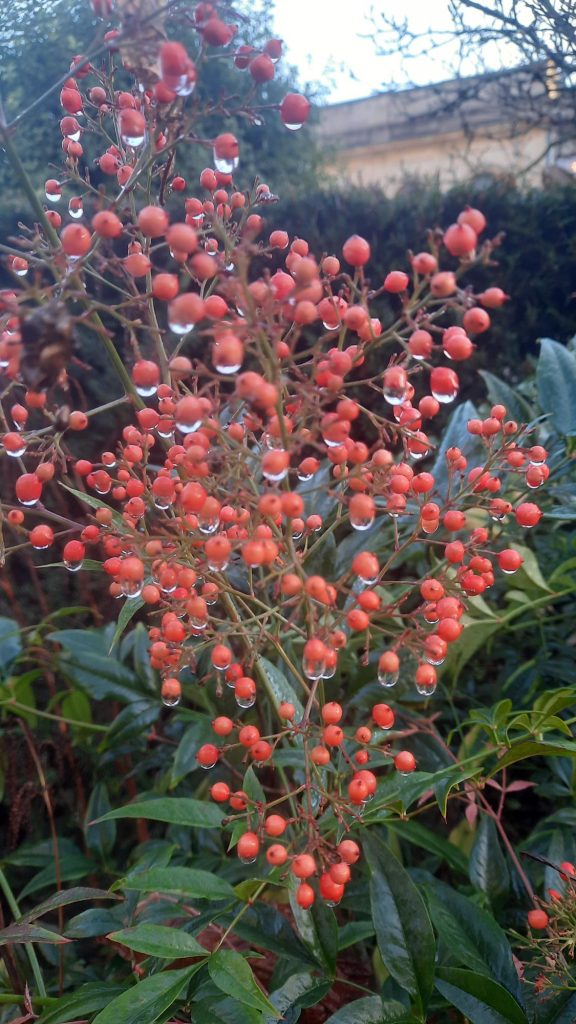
[257,657,305,719]
[37,984,128,1024]
[324,996,383,1022]
[431,400,483,497]
[469,816,510,904]
[479,371,533,423]
[208,949,279,1016]
[18,854,92,900]
[92,965,198,1024]
[233,903,316,966]
[537,338,576,436]
[424,879,522,1002]
[435,967,528,1024]
[0,922,68,945]
[109,924,207,958]
[94,797,224,829]
[0,617,22,676]
[265,971,322,1022]
[18,886,121,924]
[289,881,338,973]
[364,834,435,1014]
[535,988,576,1024]
[386,819,468,875]
[491,740,576,774]
[85,783,116,857]
[108,598,145,652]
[116,867,235,901]
[65,908,123,939]
[103,699,159,748]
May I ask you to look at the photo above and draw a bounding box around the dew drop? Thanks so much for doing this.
[416,681,437,697]
[350,513,374,531]
[378,669,399,688]
[121,129,146,147]
[383,384,408,406]
[162,693,181,707]
[68,199,84,219]
[236,693,256,709]
[64,557,83,572]
[431,386,458,404]
[135,383,158,397]
[121,580,143,598]
[213,150,239,175]
[6,443,26,457]
[45,187,61,202]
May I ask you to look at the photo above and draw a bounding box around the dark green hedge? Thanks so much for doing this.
[266,179,576,382]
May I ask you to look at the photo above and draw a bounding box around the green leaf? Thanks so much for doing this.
[535,989,576,1024]
[60,484,126,529]
[257,656,305,720]
[490,740,576,774]
[537,338,576,436]
[65,908,123,939]
[108,924,207,958]
[94,797,224,829]
[469,816,510,904]
[103,699,159,748]
[479,371,533,423]
[116,867,235,901]
[37,984,128,1024]
[386,819,468,875]
[0,922,68,945]
[435,967,528,1024]
[18,886,121,924]
[424,879,522,1001]
[364,834,435,1014]
[324,996,384,1022]
[108,599,145,652]
[85,783,116,858]
[243,765,266,805]
[18,854,92,899]
[208,949,279,1016]
[431,400,483,497]
[0,617,22,677]
[92,965,198,1024]
[289,881,338,973]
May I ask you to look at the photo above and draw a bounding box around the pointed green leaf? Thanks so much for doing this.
[93,797,224,829]
[108,924,207,958]
[537,338,576,436]
[208,949,279,1016]
[324,996,384,1022]
[92,965,198,1024]
[18,886,120,924]
[435,967,528,1024]
[469,816,510,904]
[37,984,128,1024]
[116,867,235,901]
[364,834,435,1014]
[0,923,69,945]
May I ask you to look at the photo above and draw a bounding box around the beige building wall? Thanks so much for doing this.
[315,72,560,192]
[320,125,551,193]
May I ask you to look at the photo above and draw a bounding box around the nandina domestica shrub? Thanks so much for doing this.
[0,1,564,1020]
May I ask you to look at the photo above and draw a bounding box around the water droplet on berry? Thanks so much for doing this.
[121,128,146,147]
[64,556,84,572]
[213,149,239,175]
[68,198,84,219]
[135,383,158,397]
[168,317,193,335]
[239,853,257,864]
[236,693,256,709]
[431,385,458,404]
[350,512,374,531]
[383,384,408,406]
[121,580,143,598]
[416,680,437,697]
[45,187,61,202]
[162,692,181,707]
[378,669,399,688]
[175,416,202,434]
[214,358,241,375]
[6,442,26,457]
[284,120,303,131]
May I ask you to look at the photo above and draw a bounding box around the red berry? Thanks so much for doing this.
[527,909,549,930]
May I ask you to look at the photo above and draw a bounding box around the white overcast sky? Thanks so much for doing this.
[271,0,496,103]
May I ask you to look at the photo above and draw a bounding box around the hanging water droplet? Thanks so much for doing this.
[64,556,84,572]
[297,470,313,482]
[68,198,84,219]
[383,384,408,406]
[236,693,256,709]
[431,386,458,404]
[416,681,437,697]
[175,416,202,435]
[213,149,239,175]
[239,853,258,864]
[121,580,143,599]
[303,657,326,681]
[45,186,61,202]
[121,127,146,147]
[135,383,158,398]
[6,442,26,457]
[350,513,374,531]
[162,691,180,707]
[378,669,399,688]
[198,514,220,535]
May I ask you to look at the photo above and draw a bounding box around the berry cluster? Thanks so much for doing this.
[0,1,548,902]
